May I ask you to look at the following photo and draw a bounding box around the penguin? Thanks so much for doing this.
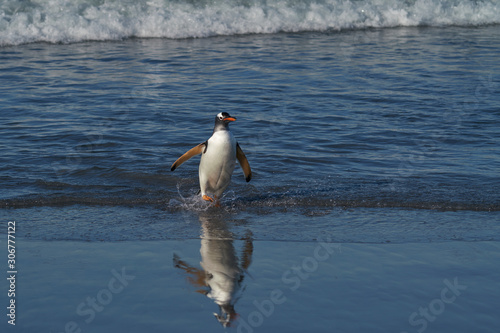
[171,112,252,205]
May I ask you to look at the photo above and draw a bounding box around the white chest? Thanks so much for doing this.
[204,131,236,158]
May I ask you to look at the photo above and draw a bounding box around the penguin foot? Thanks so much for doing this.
[202,195,214,202]
[214,195,221,208]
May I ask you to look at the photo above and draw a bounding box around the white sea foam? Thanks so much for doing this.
[1,0,499,46]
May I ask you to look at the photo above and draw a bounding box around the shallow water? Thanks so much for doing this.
[2,26,500,216]
[3,237,499,332]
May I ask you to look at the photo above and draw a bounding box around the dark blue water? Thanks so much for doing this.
[2,26,500,209]
[1,25,500,244]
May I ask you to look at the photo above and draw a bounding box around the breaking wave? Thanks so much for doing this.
[1,0,499,46]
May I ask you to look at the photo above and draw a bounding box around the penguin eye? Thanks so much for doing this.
[219,116,224,120]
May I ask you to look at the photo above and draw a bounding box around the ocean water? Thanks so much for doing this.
[1,0,500,332]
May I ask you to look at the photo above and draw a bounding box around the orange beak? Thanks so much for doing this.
[225,117,236,122]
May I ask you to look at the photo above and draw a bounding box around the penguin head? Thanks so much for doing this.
[214,112,236,132]
[213,303,238,327]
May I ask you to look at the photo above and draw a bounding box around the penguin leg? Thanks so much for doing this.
[214,195,221,208]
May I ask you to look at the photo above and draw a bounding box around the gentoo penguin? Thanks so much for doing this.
[171,112,251,205]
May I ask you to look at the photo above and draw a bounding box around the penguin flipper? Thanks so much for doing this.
[171,142,207,171]
[236,143,252,182]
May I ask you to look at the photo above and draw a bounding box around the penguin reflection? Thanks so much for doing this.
[173,215,253,327]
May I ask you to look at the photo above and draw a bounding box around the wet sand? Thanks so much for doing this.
[3,237,499,332]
